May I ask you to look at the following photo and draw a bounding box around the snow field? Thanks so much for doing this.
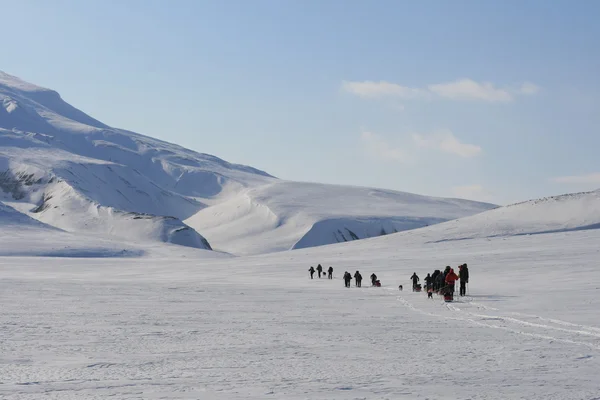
[1,228,599,399]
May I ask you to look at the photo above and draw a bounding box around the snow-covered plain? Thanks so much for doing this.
[1,197,599,399]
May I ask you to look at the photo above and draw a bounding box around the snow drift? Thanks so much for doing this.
[185,181,496,255]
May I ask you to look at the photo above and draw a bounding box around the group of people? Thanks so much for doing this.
[413,263,470,299]
[343,271,381,287]
[308,265,381,288]
[308,263,469,300]
[308,264,333,279]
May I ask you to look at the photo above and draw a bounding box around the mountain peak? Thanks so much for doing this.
[0,70,51,93]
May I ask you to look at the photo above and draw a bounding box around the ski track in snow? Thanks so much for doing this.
[394,292,600,351]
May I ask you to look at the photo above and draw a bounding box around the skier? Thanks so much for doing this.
[445,268,459,294]
[410,272,420,291]
[354,271,362,287]
[458,263,469,296]
[328,266,333,279]
[343,271,352,287]
[316,264,323,278]
[370,273,378,286]
[308,266,315,279]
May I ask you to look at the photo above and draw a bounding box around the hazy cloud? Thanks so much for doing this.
[551,173,600,184]
[360,131,412,163]
[342,79,539,103]
[428,79,512,102]
[412,131,482,158]
[519,82,541,95]
[341,81,425,99]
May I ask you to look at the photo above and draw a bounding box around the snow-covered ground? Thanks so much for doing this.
[1,212,599,399]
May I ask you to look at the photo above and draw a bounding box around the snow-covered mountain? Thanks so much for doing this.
[299,188,600,256]
[419,189,600,242]
[185,181,496,254]
[0,71,495,253]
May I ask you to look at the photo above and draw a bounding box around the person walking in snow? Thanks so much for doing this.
[410,272,420,291]
[370,273,378,286]
[458,263,469,296]
[344,271,352,287]
[435,271,445,292]
[431,270,440,291]
[328,266,333,279]
[354,271,362,287]
[316,264,323,278]
[308,266,315,279]
[444,265,451,277]
[424,273,433,291]
[445,268,459,294]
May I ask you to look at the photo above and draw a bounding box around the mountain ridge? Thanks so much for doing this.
[0,70,496,254]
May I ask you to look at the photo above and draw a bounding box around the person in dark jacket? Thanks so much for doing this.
[435,272,445,292]
[308,266,315,279]
[316,264,323,278]
[328,266,333,279]
[431,270,440,291]
[424,273,432,291]
[459,263,469,296]
[354,271,362,287]
[370,273,378,286]
[410,272,420,291]
[343,271,352,287]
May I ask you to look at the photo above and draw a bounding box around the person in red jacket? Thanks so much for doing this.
[445,268,459,294]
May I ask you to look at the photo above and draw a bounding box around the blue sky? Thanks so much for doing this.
[2,0,599,204]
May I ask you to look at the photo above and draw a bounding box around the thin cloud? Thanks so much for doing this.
[341,80,425,99]
[452,184,494,202]
[519,82,540,95]
[428,79,512,102]
[551,173,600,184]
[342,78,539,103]
[360,131,412,163]
[413,131,482,158]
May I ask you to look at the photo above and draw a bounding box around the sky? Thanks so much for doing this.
[1,0,599,205]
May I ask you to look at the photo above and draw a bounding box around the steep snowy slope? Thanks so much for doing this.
[0,71,274,249]
[1,70,495,253]
[0,200,53,228]
[185,181,496,255]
